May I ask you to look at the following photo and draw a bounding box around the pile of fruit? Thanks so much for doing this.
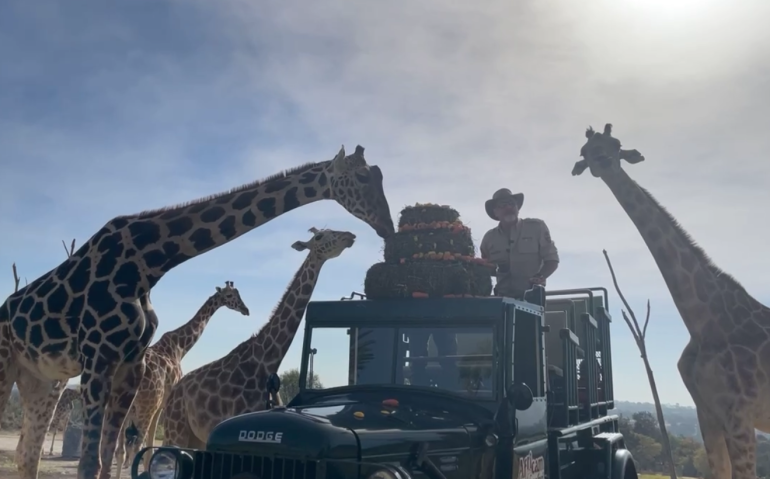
[364,203,494,299]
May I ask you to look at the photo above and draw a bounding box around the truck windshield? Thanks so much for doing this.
[305,324,496,399]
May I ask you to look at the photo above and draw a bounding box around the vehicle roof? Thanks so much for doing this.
[305,297,543,326]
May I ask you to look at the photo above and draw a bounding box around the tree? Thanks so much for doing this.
[279,368,323,402]
[633,411,661,441]
[693,447,711,478]
[635,434,663,471]
[604,250,677,479]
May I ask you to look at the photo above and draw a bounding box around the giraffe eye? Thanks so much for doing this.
[354,171,370,184]
[314,233,325,241]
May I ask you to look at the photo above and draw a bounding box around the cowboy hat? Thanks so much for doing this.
[485,188,524,220]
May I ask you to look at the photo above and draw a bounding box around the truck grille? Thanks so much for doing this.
[191,451,319,479]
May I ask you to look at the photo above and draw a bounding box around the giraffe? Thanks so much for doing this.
[0,144,394,479]
[47,386,81,456]
[573,123,770,479]
[161,227,356,448]
[114,280,250,478]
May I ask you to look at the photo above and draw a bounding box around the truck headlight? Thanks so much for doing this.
[148,448,193,479]
[367,466,409,479]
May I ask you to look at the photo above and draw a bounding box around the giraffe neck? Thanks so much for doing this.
[601,167,743,336]
[153,293,224,362]
[242,255,324,375]
[111,161,334,292]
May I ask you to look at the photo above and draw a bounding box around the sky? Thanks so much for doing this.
[1,0,769,408]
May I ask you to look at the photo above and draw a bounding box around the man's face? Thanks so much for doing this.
[493,198,519,224]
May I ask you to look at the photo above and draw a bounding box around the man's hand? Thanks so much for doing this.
[529,274,546,286]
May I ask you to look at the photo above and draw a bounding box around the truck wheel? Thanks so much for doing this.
[611,449,638,479]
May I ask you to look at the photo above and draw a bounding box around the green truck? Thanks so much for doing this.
[132,286,638,479]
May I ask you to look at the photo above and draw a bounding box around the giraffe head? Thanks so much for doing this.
[572,123,645,178]
[291,227,356,261]
[328,145,395,239]
[214,281,250,316]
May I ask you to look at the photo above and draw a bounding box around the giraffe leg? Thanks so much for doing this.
[98,359,146,479]
[161,389,193,448]
[0,332,19,428]
[678,342,731,479]
[114,423,127,479]
[15,376,65,479]
[49,429,57,456]
[696,406,731,479]
[138,407,163,472]
[724,415,757,479]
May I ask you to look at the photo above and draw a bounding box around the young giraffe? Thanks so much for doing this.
[161,227,356,448]
[114,281,250,478]
[574,124,770,479]
[0,145,394,479]
[47,386,81,456]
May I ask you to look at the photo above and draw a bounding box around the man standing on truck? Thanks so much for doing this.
[480,188,560,299]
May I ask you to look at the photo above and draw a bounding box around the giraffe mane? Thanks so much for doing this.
[250,271,303,339]
[116,161,329,219]
[635,182,745,291]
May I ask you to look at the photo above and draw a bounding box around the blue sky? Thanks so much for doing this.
[2,0,769,407]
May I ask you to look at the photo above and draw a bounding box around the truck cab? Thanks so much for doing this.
[133,287,637,479]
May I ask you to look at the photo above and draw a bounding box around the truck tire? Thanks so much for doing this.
[611,449,638,479]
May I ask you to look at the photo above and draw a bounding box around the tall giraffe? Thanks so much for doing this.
[0,145,394,479]
[47,386,81,456]
[574,124,770,479]
[161,227,356,448]
[114,280,250,478]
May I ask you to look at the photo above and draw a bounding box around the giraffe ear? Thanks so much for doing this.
[619,149,645,164]
[291,241,309,251]
[308,227,319,234]
[215,286,222,292]
[572,159,589,176]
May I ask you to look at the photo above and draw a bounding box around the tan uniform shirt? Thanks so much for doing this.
[480,218,559,299]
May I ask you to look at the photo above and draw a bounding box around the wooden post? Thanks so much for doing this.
[61,424,82,458]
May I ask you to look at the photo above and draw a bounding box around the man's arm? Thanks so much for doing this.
[535,221,559,280]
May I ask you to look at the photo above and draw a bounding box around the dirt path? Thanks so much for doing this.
[0,431,127,479]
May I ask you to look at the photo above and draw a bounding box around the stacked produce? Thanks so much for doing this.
[364,203,495,299]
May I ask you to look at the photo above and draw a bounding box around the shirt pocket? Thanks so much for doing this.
[486,246,509,265]
[516,236,540,254]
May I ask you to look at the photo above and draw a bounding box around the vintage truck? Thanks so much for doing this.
[131,286,638,479]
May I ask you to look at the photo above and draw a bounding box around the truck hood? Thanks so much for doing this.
[207,386,494,461]
[206,406,358,460]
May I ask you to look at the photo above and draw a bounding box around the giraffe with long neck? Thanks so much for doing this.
[161,227,356,448]
[574,124,770,479]
[114,281,250,478]
[0,145,394,479]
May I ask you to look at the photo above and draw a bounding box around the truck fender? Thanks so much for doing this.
[611,449,638,479]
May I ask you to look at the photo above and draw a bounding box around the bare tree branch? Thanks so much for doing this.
[12,263,20,293]
[643,299,651,339]
[603,249,677,479]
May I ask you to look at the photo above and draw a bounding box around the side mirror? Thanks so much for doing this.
[507,383,533,411]
[267,373,281,394]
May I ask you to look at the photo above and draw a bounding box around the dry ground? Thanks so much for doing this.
[0,432,129,479]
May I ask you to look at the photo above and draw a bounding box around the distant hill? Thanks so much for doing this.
[610,400,702,439]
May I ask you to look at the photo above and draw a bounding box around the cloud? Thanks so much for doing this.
[2,0,769,406]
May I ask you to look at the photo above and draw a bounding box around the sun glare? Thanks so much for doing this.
[618,0,719,21]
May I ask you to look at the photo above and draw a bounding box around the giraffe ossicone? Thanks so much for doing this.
[576,123,770,479]
[160,227,356,448]
[0,144,393,479]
